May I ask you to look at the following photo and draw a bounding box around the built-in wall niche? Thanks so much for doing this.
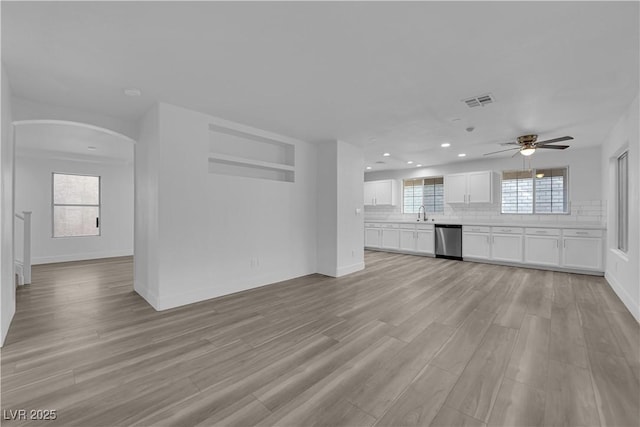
[208,124,295,182]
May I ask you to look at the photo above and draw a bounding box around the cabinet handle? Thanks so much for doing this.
[492,236,495,244]
[468,194,471,203]
[563,239,566,248]
[536,231,547,234]
[555,239,558,248]
[576,231,589,235]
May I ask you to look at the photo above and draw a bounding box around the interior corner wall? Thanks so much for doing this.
[1,64,15,346]
[602,94,639,322]
[136,102,318,310]
[316,142,338,276]
[134,104,160,308]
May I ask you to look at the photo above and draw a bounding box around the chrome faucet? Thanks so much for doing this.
[417,205,427,222]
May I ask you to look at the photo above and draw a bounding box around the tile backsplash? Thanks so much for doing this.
[364,200,605,225]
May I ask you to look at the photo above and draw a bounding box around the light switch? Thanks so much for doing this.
[355,208,361,215]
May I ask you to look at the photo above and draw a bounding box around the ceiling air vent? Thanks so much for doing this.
[463,93,494,108]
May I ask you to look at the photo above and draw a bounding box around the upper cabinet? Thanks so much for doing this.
[444,171,497,204]
[364,180,397,206]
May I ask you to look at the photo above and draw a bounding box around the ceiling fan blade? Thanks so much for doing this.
[537,136,574,145]
[499,142,520,146]
[538,144,570,150]
[483,147,520,156]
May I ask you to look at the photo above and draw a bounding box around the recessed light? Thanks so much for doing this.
[123,88,142,97]
[87,146,97,151]
[407,161,413,164]
[365,166,372,170]
[536,173,545,178]
[383,152,391,157]
[458,153,466,157]
[441,143,451,148]
[416,164,422,167]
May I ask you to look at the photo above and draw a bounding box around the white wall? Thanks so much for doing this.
[14,156,134,264]
[1,64,15,346]
[365,146,603,225]
[316,140,365,277]
[136,102,318,310]
[602,94,639,321]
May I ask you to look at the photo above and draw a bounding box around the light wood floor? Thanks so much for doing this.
[1,252,638,427]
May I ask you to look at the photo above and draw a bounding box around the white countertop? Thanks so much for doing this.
[364,219,605,230]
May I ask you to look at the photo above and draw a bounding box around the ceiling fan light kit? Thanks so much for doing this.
[483,134,574,157]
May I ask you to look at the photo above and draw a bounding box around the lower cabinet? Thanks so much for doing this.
[562,229,603,271]
[415,229,435,254]
[367,223,433,255]
[462,226,490,259]
[366,222,604,274]
[381,228,400,250]
[524,229,561,267]
[398,227,434,254]
[365,227,381,248]
[491,232,523,263]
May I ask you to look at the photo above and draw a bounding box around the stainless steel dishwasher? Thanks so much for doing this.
[435,224,462,260]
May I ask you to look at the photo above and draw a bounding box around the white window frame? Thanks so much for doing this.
[617,151,628,253]
[501,166,570,215]
[403,176,444,214]
[52,172,101,238]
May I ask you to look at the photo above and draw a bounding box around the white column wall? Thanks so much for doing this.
[1,65,15,346]
[602,94,640,321]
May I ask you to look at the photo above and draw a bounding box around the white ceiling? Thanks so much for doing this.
[2,2,638,170]
[15,122,133,164]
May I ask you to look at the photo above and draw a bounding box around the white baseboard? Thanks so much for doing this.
[33,250,133,265]
[134,282,159,310]
[1,301,16,348]
[335,261,365,277]
[154,268,315,311]
[605,272,640,322]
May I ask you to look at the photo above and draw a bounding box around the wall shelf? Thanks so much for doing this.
[208,123,295,182]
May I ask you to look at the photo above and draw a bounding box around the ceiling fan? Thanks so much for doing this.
[484,134,574,157]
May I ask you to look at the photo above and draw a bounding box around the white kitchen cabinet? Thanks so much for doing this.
[444,174,467,204]
[525,234,561,267]
[399,229,416,252]
[364,180,397,206]
[444,171,495,204]
[364,183,377,207]
[463,226,491,259]
[365,226,381,248]
[381,228,400,250]
[562,229,603,271]
[397,225,434,254]
[416,228,435,254]
[491,227,523,263]
[467,171,494,203]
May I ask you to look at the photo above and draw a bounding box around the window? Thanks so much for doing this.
[52,173,100,237]
[403,177,444,214]
[501,167,568,214]
[617,152,628,252]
